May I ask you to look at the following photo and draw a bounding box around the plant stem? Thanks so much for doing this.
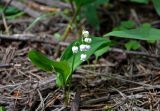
[64,87,69,107]
[69,0,75,14]
[64,54,76,106]
[87,60,90,75]
[54,6,81,57]
[94,57,98,73]
[61,6,81,41]
[71,54,76,72]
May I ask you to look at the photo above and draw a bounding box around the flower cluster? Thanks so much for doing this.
[72,30,92,61]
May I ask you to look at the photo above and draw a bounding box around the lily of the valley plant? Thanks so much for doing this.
[28,30,110,106]
[72,30,92,61]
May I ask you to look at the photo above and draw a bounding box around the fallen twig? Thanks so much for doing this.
[0,76,55,89]
[82,95,110,106]
[71,92,80,111]
[0,64,12,68]
[31,0,71,9]
[2,46,15,64]
[109,48,160,58]
[27,1,60,13]
[0,34,69,46]
[3,0,41,18]
[0,18,33,25]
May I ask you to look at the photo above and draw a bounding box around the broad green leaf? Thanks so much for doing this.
[84,4,100,30]
[28,50,55,72]
[56,73,64,87]
[0,5,22,19]
[28,50,71,87]
[104,24,160,40]
[95,0,110,4]
[77,0,109,30]
[147,40,156,44]
[125,40,141,50]
[0,106,6,111]
[94,45,110,59]
[74,0,95,6]
[113,20,136,31]
[6,12,24,20]
[74,0,109,6]
[0,6,20,15]
[61,37,111,71]
[152,0,160,16]
[130,0,149,4]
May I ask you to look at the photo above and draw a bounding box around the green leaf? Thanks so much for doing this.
[152,0,160,16]
[61,37,111,71]
[125,40,141,50]
[77,0,109,30]
[129,0,149,4]
[104,23,160,40]
[94,45,110,59]
[95,0,110,4]
[147,40,156,44]
[56,73,64,87]
[74,0,109,6]
[28,50,54,72]
[6,12,25,20]
[113,20,136,31]
[0,6,20,15]
[0,106,6,111]
[28,50,71,87]
[0,5,23,19]
[84,4,100,30]
[74,0,96,6]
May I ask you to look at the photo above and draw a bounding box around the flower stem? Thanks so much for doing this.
[71,54,76,72]
[64,54,76,106]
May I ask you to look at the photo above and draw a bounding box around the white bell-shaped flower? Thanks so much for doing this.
[84,38,92,43]
[72,46,78,53]
[82,30,89,38]
[80,54,87,61]
[85,45,91,50]
[80,44,86,51]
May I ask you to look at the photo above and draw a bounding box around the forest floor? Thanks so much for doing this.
[0,0,160,111]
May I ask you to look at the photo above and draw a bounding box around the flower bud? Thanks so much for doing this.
[80,54,87,61]
[72,46,78,53]
[82,30,89,38]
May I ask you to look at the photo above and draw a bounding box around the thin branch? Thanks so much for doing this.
[109,48,160,58]
[3,0,41,18]
[31,0,71,9]
[0,34,69,46]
